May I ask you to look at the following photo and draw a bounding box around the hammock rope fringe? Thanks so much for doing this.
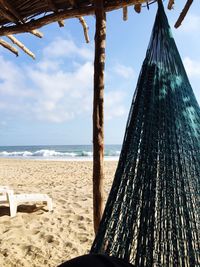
[90,2,200,266]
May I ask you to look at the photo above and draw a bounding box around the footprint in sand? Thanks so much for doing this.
[71,247,79,254]
[84,209,90,215]
[39,232,45,238]
[44,235,54,243]
[2,221,12,226]
[74,215,84,221]
[79,236,89,243]
[58,199,66,205]
[31,229,40,235]
[63,209,71,214]
[1,249,9,257]
[3,228,10,234]
[65,241,73,248]
[85,217,92,223]
[23,244,42,257]
[43,217,49,222]
[74,202,82,209]
[57,217,62,223]
[81,198,88,202]
[44,235,60,246]
[78,223,87,231]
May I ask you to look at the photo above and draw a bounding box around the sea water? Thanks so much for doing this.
[0,145,121,161]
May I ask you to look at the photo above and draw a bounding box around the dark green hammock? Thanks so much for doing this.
[91,2,200,266]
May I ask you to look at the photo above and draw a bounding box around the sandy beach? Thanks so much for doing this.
[0,159,117,267]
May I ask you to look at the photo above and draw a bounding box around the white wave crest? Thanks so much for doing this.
[0,148,120,159]
[81,151,93,157]
[0,149,78,158]
[0,151,32,157]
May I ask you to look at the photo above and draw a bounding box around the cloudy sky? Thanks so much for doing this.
[0,1,200,146]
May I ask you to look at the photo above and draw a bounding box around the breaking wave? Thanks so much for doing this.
[0,146,121,160]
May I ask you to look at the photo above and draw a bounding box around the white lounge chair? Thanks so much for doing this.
[0,186,13,202]
[0,186,53,217]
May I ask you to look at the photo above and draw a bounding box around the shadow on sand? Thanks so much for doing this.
[0,204,48,217]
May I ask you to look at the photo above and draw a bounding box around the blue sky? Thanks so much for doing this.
[0,1,200,146]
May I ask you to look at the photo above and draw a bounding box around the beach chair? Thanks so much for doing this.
[0,186,13,202]
[0,186,53,217]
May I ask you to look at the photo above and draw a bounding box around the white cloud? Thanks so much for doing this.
[0,120,7,126]
[105,91,126,120]
[37,59,62,72]
[113,63,135,79]
[0,56,32,97]
[0,102,7,109]
[28,61,94,122]
[179,14,200,34]
[0,37,126,123]
[183,57,200,77]
[42,37,93,60]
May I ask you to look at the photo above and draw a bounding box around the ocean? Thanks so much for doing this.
[0,145,121,161]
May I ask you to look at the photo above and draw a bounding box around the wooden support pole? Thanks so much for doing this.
[93,0,106,235]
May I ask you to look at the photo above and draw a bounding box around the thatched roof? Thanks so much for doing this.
[0,0,193,58]
[0,1,155,35]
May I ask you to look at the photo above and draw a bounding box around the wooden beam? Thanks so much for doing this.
[58,20,65,27]
[46,0,57,11]
[0,0,148,36]
[0,7,18,23]
[167,0,174,10]
[93,0,106,235]
[0,2,44,38]
[0,0,23,22]
[123,7,128,21]
[0,38,18,56]
[78,16,89,43]
[7,35,35,59]
[69,0,75,6]
[174,0,193,28]
[134,3,142,13]
[30,29,43,38]
[46,0,65,27]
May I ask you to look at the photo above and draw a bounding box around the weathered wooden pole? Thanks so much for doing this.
[93,0,106,235]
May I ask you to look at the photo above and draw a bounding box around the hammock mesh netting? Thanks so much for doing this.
[91,2,200,266]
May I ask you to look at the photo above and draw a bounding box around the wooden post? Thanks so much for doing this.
[93,0,106,235]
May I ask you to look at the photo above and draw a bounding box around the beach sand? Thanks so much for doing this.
[0,159,117,267]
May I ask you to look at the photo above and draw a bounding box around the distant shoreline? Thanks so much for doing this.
[0,157,119,162]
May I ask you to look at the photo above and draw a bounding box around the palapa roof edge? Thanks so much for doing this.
[0,0,193,58]
[0,0,156,36]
